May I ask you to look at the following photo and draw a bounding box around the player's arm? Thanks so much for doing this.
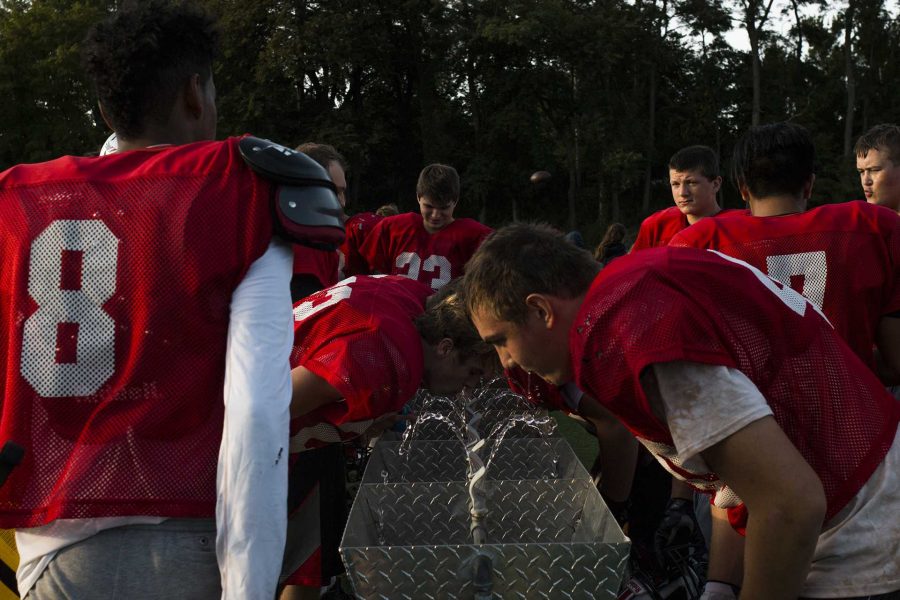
[217,240,294,600]
[700,416,826,600]
[875,315,900,385]
[290,365,344,418]
[578,394,638,503]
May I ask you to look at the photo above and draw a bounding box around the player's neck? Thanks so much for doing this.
[116,123,209,153]
[747,195,806,217]
[422,217,454,235]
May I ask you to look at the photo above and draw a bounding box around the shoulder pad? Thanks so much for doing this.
[239,136,334,188]
[239,136,345,249]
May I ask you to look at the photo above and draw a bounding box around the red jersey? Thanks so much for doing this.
[289,275,433,450]
[669,201,900,370]
[292,245,340,289]
[339,212,382,278]
[631,206,741,251]
[505,366,568,412]
[0,138,276,527]
[359,212,492,290]
[572,247,899,530]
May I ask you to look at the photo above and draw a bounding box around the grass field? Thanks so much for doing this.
[550,411,598,469]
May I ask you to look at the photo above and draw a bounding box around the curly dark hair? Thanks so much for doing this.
[82,1,219,140]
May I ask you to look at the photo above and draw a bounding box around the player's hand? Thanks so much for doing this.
[363,411,413,443]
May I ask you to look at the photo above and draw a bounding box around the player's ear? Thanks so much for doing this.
[738,183,751,202]
[802,174,815,199]
[525,293,554,329]
[436,337,455,357]
[711,176,722,193]
[184,73,205,119]
[98,103,114,132]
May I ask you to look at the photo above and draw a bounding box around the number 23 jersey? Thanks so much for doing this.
[359,212,492,290]
[669,201,900,370]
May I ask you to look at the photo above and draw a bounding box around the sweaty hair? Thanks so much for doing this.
[668,145,719,180]
[295,142,348,172]
[416,164,460,207]
[415,279,495,364]
[463,223,600,324]
[731,122,816,198]
[855,124,900,165]
[82,1,219,140]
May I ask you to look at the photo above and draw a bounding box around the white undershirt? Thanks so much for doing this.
[16,240,294,600]
[647,360,900,597]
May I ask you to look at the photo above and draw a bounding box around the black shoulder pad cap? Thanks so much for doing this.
[239,136,346,249]
[239,136,334,187]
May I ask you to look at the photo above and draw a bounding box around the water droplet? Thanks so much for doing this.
[288,201,297,208]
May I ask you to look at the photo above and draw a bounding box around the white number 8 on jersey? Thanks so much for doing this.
[21,220,119,397]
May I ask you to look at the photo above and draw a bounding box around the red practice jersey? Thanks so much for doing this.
[292,245,340,289]
[359,212,492,290]
[572,247,899,531]
[505,366,568,412]
[631,206,742,251]
[339,212,383,278]
[0,138,276,527]
[289,275,433,450]
[669,201,900,370]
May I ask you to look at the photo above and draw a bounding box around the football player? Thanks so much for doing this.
[279,275,496,594]
[464,223,900,600]
[856,123,900,213]
[632,145,733,251]
[359,163,492,290]
[290,143,348,301]
[671,122,900,380]
[0,3,343,599]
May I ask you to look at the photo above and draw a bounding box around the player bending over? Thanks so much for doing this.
[463,223,900,600]
[280,275,497,595]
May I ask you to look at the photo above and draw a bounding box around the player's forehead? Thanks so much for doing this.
[326,161,347,188]
[668,167,709,182]
[470,307,514,340]
[418,195,454,209]
[857,148,895,168]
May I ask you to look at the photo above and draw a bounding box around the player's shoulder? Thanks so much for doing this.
[668,213,731,247]
[446,217,492,238]
[641,206,682,226]
[808,200,897,232]
[347,211,383,231]
[381,212,420,227]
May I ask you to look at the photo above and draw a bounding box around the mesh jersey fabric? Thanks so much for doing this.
[571,246,900,528]
[289,275,433,450]
[505,366,568,412]
[0,138,275,528]
[339,212,382,278]
[358,212,492,290]
[292,245,340,289]
[631,206,743,251]
[669,201,900,370]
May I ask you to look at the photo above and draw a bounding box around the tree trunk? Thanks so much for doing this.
[642,62,657,214]
[843,1,857,156]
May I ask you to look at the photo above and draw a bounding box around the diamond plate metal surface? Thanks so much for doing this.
[342,476,630,598]
[363,438,591,484]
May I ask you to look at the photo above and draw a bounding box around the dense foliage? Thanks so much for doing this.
[2,0,898,243]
